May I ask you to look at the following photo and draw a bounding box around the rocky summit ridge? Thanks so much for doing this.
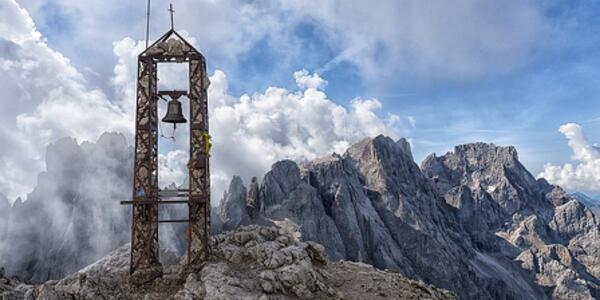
[0,225,455,300]
[217,135,600,300]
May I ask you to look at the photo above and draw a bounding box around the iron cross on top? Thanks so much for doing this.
[168,3,175,30]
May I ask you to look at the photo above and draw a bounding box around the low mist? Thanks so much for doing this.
[0,132,190,282]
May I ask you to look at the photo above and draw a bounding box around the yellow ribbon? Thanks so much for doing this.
[202,131,212,154]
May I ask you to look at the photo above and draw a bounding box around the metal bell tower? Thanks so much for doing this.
[121,25,211,277]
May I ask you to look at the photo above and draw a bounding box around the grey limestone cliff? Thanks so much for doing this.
[217,136,556,299]
[422,142,600,299]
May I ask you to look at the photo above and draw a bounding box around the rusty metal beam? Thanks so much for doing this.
[126,28,210,276]
[120,199,206,205]
[158,219,190,223]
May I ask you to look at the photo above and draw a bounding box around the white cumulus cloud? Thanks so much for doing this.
[0,0,131,201]
[539,123,600,193]
[158,150,189,189]
[205,69,400,202]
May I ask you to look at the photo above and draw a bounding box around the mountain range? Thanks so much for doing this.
[215,135,600,300]
[1,133,599,299]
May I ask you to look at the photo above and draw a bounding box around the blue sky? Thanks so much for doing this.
[29,0,600,166]
[2,0,600,200]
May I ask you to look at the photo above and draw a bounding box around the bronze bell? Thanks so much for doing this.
[162,98,187,124]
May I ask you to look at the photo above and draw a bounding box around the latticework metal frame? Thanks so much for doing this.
[129,29,210,274]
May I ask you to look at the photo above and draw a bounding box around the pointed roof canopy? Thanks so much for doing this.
[140,29,204,62]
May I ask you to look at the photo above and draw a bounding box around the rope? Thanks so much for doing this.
[158,94,176,141]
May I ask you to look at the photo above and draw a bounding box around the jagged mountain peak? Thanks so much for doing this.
[45,137,83,175]
[345,134,413,163]
[11,197,23,208]
[421,142,522,178]
[227,175,245,189]
[266,160,301,186]
[455,142,518,161]
[217,175,250,232]
[95,131,128,147]
[344,135,427,198]
[164,182,179,190]
[422,142,541,206]
[261,160,303,206]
